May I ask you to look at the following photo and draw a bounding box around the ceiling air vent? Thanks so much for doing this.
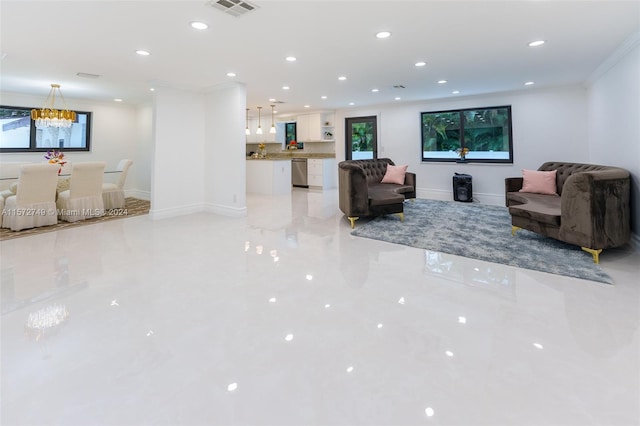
[393,84,406,89]
[206,0,259,17]
[77,72,101,79]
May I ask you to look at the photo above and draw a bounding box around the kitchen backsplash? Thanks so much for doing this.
[247,141,335,155]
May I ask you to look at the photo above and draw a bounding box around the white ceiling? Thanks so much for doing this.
[1,0,638,116]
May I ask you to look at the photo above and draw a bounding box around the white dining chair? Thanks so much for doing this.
[1,163,60,231]
[57,162,106,222]
[102,159,133,210]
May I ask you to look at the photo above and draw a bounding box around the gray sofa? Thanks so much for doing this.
[338,158,416,228]
[505,161,631,263]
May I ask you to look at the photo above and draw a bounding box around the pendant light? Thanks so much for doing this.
[269,104,276,134]
[245,108,250,135]
[256,106,263,135]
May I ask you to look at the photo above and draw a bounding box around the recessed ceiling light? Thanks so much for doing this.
[114,98,123,102]
[226,72,236,77]
[321,95,327,99]
[190,21,208,30]
[525,81,535,85]
[415,61,427,67]
[528,40,545,47]
[304,105,310,108]
[452,90,460,94]
[376,31,391,39]
[395,97,401,101]
[349,102,355,106]
[269,98,276,102]
[149,88,155,92]
[135,50,150,56]
[338,76,347,81]
[282,86,290,90]
[371,88,379,93]
[437,80,447,84]
[285,56,297,62]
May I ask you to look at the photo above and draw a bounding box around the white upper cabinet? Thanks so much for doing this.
[296,112,335,142]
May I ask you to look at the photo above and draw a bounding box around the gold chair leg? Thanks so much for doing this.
[396,212,404,222]
[348,217,359,229]
[511,225,521,236]
[582,247,602,264]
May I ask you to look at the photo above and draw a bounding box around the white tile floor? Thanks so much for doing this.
[1,189,639,425]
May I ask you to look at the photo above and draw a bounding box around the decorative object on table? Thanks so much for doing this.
[288,140,298,150]
[30,83,76,128]
[351,198,613,284]
[456,147,469,161]
[44,149,67,174]
[258,143,266,158]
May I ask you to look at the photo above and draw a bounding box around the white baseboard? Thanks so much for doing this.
[204,203,247,218]
[149,202,247,220]
[149,203,204,220]
[416,188,504,206]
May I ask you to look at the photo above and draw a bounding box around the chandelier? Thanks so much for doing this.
[31,84,77,128]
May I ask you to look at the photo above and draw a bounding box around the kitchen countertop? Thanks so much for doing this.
[247,153,336,160]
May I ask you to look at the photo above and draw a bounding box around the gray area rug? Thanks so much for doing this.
[351,199,613,284]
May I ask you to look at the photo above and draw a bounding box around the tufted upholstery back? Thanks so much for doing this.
[537,162,628,196]
[340,158,395,184]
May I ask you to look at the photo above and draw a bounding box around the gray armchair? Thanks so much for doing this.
[338,158,416,228]
[506,162,631,263]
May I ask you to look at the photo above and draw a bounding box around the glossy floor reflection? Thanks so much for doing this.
[2,189,639,425]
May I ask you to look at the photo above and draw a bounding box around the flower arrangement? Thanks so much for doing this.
[456,147,469,160]
[288,140,298,150]
[258,143,266,150]
[44,150,66,174]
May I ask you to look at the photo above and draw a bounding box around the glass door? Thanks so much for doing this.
[345,116,377,160]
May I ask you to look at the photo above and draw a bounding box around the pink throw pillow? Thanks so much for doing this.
[381,164,408,185]
[519,169,557,195]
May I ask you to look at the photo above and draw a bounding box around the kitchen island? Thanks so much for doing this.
[246,158,292,195]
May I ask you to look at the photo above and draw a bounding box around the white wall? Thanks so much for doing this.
[204,83,247,217]
[132,104,153,200]
[586,33,640,238]
[0,92,142,191]
[334,86,589,205]
[150,87,205,218]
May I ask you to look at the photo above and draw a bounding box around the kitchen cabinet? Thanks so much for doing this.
[246,159,291,195]
[296,112,335,142]
[307,158,336,189]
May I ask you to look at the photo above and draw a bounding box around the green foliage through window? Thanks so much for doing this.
[421,106,513,163]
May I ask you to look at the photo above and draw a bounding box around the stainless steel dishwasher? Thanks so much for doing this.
[291,158,308,187]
